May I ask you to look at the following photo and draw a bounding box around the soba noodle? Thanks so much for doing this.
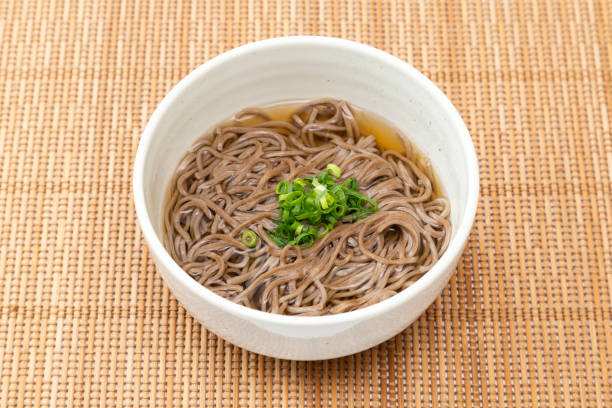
[163,99,451,315]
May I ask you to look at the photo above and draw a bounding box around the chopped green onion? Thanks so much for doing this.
[331,204,345,218]
[291,221,305,234]
[265,230,286,247]
[313,184,327,194]
[275,224,292,241]
[361,196,379,212]
[265,163,378,248]
[279,191,303,205]
[276,180,291,194]
[242,230,258,248]
[293,178,305,189]
[326,163,342,178]
[304,196,315,209]
[281,208,290,220]
[316,192,335,211]
[343,178,358,191]
[307,213,322,224]
[290,232,315,248]
[315,224,333,239]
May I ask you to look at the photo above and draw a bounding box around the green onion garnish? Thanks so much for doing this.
[265,163,378,248]
[326,163,342,178]
[242,230,258,248]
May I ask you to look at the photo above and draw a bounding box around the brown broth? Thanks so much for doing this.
[231,100,443,198]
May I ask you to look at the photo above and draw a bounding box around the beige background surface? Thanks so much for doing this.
[0,0,610,407]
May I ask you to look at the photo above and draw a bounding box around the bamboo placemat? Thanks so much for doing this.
[0,0,610,406]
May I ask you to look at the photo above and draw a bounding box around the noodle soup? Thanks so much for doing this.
[163,99,450,316]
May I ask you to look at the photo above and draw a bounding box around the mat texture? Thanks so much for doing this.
[0,0,610,407]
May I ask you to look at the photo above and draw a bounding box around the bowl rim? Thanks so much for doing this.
[133,36,479,327]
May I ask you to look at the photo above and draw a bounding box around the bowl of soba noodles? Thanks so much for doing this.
[133,37,479,360]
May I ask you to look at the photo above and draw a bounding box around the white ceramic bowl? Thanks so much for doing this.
[133,37,478,360]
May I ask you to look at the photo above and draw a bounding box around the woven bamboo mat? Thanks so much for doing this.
[0,0,610,406]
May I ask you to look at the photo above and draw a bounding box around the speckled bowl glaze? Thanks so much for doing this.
[133,37,479,360]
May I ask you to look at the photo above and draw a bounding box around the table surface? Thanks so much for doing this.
[0,0,610,407]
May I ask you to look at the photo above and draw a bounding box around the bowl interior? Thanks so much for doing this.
[141,37,474,286]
